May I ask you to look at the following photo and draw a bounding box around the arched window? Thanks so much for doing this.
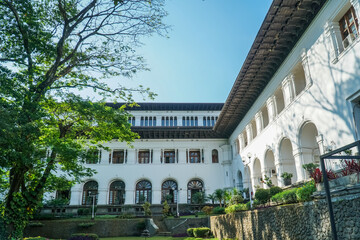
[170,117,173,126]
[207,117,210,126]
[186,117,190,126]
[82,181,98,205]
[182,117,185,126]
[136,180,152,204]
[212,149,219,163]
[203,117,206,126]
[174,117,177,126]
[187,179,204,204]
[195,117,198,126]
[161,180,177,203]
[145,117,148,126]
[162,117,165,126]
[149,117,152,126]
[166,117,169,126]
[190,117,194,126]
[153,117,157,126]
[140,117,144,126]
[211,117,215,126]
[109,181,125,205]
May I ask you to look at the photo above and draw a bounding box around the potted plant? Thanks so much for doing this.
[281,172,293,186]
[302,163,318,176]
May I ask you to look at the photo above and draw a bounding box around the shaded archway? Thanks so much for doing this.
[161,180,178,203]
[252,158,262,189]
[300,122,320,164]
[109,180,125,205]
[299,121,320,178]
[187,179,204,204]
[82,181,98,205]
[237,170,243,190]
[264,150,278,186]
[279,138,298,185]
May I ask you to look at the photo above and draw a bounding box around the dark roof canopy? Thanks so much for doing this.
[214,0,326,137]
[107,102,224,111]
[131,127,226,139]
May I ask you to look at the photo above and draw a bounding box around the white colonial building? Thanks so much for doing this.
[49,0,360,212]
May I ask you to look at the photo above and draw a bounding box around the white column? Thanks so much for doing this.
[125,189,135,204]
[178,148,186,164]
[100,149,109,164]
[246,125,252,143]
[282,74,295,107]
[153,148,161,164]
[135,115,141,126]
[324,21,343,63]
[220,144,232,188]
[255,112,263,135]
[97,188,107,205]
[293,148,305,181]
[301,49,313,87]
[127,149,136,164]
[266,97,276,122]
[70,187,82,205]
[238,134,244,152]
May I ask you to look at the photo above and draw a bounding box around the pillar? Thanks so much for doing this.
[301,49,313,87]
[266,97,276,122]
[255,111,263,135]
[293,148,305,181]
[282,74,295,107]
[324,21,343,63]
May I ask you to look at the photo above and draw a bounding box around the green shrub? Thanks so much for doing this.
[69,233,99,240]
[27,222,44,227]
[271,188,298,204]
[269,186,283,197]
[229,194,244,205]
[201,206,213,215]
[296,180,316,202]
[115,213,135,219]
[77,208,91,216]
[225,203,248,214]
[187,228,195,237]
[212,206,225,214]
[78,222,95,228]
[142,201,152,216]
[282,189,298,203]
[246,201,252,210]
[193,227,211,238]
[254,188,270,204]
[24,237,47,240]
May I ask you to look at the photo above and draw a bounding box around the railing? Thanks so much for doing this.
[320,140,360,240]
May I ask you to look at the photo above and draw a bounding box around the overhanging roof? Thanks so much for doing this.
[107,102,224,111]
[131,127,226,139]
[214,0,326,137]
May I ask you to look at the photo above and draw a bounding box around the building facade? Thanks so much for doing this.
[49,0,360,209]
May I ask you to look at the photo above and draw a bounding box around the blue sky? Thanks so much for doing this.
[115,0,272,103]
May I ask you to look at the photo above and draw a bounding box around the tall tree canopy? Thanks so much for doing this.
[0,0,167,238]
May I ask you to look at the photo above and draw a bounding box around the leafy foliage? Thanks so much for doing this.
[212,206,225,215]
[269,186,283,197]
[187,228,195,237]
[254,188,270,205]
[201,206,213,215]
[193,227,212,238]
[280,172,293,179]
[271,188,298,204]
[0,0,168,238]
[225,203,249,214]
[341,159,360,176]
[162,200,170,217]
[296,180,316,202]
[310,168,323,183]
[142,202,152,216]
[191,192,206,204]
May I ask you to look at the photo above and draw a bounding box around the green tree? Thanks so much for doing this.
[0,0,167,238]
[207,193,216,204]
[214,189,225,207]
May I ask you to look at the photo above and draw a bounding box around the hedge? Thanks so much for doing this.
[68,233,99,240]
[193,227,211,238]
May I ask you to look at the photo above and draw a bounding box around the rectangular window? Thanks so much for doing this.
[340,6,359,48]
[138,150,150,164]
[112,150,125,164]
[189,150,200,163]
[140,117,144,126]
[164,150,176,163]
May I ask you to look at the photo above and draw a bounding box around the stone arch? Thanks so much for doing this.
[298,121,320,179]
[264,149,278,186]
[278,137,298,185]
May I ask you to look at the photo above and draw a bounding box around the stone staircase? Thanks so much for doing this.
[152,216,172,237]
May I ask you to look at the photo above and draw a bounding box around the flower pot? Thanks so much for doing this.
[283,178,291,186]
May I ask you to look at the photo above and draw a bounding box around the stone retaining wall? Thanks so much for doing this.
[24,218,144,239]
[210,195,360,240]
